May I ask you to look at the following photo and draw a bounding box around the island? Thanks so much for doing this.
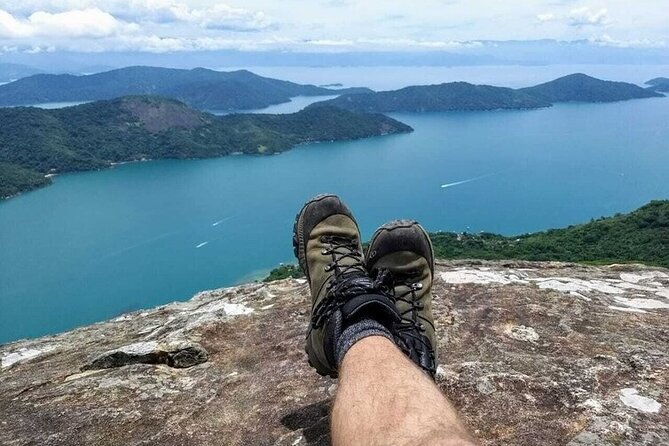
[0,96,412,199]
[310,73,663,113]
[645,77,669,93]
[519,73,663,103]
[0,63,42,83]
[0,66,373,111]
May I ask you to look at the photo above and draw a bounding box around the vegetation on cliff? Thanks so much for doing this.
[0,96,411,198]
[0,162,51,199]
[430,200,669,267]
[0,66,372,110]
[311,73,662,113]
[262,265,304,282]
[264,200,669,280]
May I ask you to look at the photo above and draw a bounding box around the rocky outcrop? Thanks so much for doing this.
[1,261,667,445]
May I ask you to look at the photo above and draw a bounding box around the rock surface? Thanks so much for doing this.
[1,261,667,445]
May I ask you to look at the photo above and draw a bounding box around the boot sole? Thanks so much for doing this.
[367,219,435,275]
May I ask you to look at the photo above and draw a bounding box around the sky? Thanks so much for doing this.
[0,0,668,54]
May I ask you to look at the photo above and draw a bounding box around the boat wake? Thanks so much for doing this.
[196,242,209,249]
[441,172,501,189]
[212,216,234,226]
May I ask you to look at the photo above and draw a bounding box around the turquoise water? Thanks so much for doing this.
[208,95,338,115]
[1,97,669,343]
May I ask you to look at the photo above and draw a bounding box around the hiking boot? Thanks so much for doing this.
[293,194,400,378]
[366,220,437,377]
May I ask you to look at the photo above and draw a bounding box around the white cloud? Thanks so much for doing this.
[536,13,555,22]
[0,8,134,39]
[191,4,273,31]
[0,10,33,38]
[0,1,667,53]
[0,1,274,31]
[567,7,610,27]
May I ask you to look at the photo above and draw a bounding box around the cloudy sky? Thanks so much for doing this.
[0,0,667,54]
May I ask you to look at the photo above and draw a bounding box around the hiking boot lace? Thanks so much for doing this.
[375,268,436,374]
[310,235,383,330]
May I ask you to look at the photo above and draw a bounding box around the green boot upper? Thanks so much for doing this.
[366,220,437,376]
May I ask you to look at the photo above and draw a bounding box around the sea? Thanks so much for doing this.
[1,64,668,343]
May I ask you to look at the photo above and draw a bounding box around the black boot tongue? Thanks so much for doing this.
[332,273,401,328]
[341,293,401,327]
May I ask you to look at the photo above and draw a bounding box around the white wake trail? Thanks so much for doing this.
[441,172,499,189]
[212,216,234,226]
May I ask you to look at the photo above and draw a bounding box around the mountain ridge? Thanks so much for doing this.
[0,66,373,110]
[519,73,663,103]
[0,63,43,83]
[311,73,663,113]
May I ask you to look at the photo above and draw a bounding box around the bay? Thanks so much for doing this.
[1,68,668,343]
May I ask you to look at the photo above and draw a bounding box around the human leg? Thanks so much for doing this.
[332,336,476,446]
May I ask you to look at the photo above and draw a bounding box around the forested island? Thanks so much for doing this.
[0,96,411,199]
[311,74,663,113]
[264,200,669,281]
[646,77,669,92]
[0,66,372,110]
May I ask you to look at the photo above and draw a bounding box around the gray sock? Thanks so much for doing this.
[335,319,394,366]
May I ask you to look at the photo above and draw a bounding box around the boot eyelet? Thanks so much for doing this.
[418,323,426,331]
[415,283,423,289]
[321,249,329,255]
[324,264,332,272]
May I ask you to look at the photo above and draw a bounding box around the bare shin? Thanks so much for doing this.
[331,336,477,446]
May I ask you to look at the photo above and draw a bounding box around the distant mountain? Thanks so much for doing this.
[519,73,662,103]
[0,96,411,198]
[311,73,662,113]
[0,66,373,110]
[0,63,43,83]
[645,77,669,93]
[311,83,551,113]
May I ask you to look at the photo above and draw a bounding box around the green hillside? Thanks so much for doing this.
[312,73,662,113]
[312,82,551,113]
[0,96,411,199]
[0,163,51,199]
[520,73,662,103]
[430,200,669,267]
[0,66,372,110]
[264,201,669,281]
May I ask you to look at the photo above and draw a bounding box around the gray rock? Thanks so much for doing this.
[83,341,208,370]
[1,261,667,445]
